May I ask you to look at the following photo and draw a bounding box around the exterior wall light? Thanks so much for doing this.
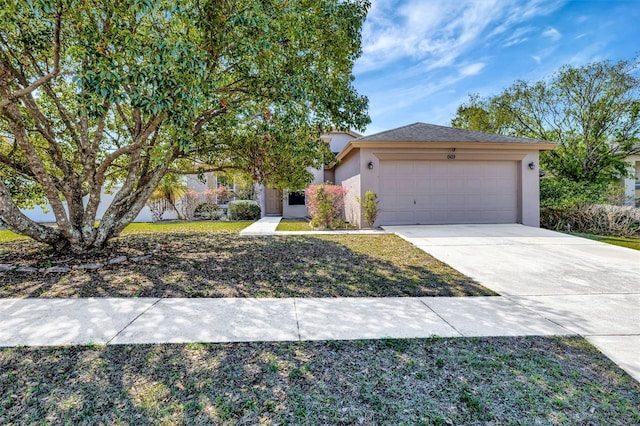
[368,161,374,170]
[528,161,535,170]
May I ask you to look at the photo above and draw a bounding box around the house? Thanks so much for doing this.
[17,123,556,227]
[622,150,640,206]
[328,122,555,227]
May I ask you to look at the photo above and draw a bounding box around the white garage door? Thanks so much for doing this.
[378,160,519,225]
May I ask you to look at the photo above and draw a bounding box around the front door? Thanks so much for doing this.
[265,188,283,215]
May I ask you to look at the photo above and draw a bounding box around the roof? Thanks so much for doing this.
[356,122,548,144]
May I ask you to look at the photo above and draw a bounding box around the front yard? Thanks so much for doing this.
[0,228,491,298]
[2,223,640,424]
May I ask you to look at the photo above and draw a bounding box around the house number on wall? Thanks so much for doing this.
[447,154,456,160]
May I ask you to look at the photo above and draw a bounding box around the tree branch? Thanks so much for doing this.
[0,7,62,110]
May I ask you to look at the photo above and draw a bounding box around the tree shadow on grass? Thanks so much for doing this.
[0,233,494,298]
[1,337,639,424]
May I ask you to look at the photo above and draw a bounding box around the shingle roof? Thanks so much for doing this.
[356,122,549,144]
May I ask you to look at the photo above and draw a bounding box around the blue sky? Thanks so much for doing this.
[353,0,640,135]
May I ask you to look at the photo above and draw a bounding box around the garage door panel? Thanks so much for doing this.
[378,160,519,225]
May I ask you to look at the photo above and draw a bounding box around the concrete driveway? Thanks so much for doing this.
[384,224,640,382]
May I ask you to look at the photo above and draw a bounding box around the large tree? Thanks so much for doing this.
[0,0,370,253]
[452,59,640,183]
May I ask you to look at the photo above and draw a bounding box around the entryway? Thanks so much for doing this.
[265,187,282,215]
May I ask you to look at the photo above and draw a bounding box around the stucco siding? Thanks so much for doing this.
[335,150,361,184]
[342,174,362,227]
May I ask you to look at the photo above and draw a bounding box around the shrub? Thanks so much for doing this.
[194,203,223,220]
[541,203,640,237]
[360,190,379,228]
[540,177,621,208]
[305,184,346,229]
[227,200,261,220]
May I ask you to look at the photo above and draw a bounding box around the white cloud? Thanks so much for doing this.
[356,0,566,74]
[531,55,542,64]
[542,27,562,41]
[459,62,486,77]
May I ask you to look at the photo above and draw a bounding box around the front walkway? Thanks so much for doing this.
[239,216,387,235]
[0,296,571,346]
[238,216,282,234]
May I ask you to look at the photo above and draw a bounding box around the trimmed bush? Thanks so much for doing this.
[305,184,346,229]
[541,203,640,237]
[361,190,379,228]
[194,203,223,220]
[227,200,261,220]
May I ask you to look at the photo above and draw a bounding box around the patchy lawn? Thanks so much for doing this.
[0,233,490,298]
[572,232,640,251]
[0,221,253,243]
[276,218,313,231]
[1,337,638,425]
[0,229,28,243]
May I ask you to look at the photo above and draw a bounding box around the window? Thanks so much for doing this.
[288,191,306,205]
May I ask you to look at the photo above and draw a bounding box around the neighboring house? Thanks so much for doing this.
[621,150,640,206]
[333,122,555,228]
[18,186,163,223]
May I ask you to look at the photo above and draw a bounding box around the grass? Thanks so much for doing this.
[276,218,313,231]
[1,337,639,424]
[572,232,640,251]
[0,233,491,298]
[0,230,28,243]
[121,221,254,234]
[0,221,253,243]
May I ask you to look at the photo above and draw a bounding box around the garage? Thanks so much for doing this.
[333,122,556,228]
[378,160,519,225]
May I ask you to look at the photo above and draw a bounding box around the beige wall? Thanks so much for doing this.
[342,175,362,226]
[337,146,544,228]
[519,152,541,227]
[335,150,363,226]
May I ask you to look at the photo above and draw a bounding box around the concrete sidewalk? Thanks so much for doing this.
[0,296,572,346]
[239,216,282,235]
[240,216,388,235]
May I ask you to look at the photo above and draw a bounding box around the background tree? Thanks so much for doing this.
[452,59,640,183]
[0,0,370,253]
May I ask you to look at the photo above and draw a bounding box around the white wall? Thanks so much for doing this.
[622,155,640,206]
[326,132,357,153]
[19,189,164,223]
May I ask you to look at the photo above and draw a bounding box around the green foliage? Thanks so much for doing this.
[0,167,47,210]
[227,200,261,221]
[452,59,640,184]
[539,177,612,208]
[0,0,370,252]
[360,190,379,227]
[194,203,223,221]
[306,184,346,229]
